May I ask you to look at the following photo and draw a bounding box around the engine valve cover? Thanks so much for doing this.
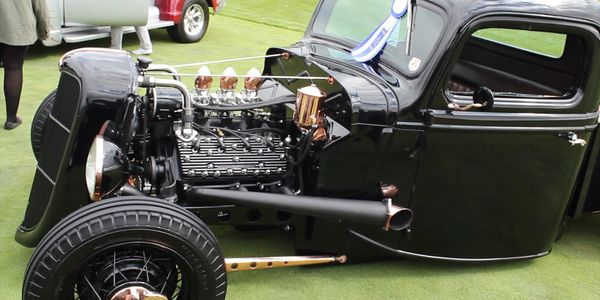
[178,134,287,182]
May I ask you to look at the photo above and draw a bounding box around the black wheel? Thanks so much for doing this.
[31,90,56,160]
[23,197,227,300]
[167,0,209,43]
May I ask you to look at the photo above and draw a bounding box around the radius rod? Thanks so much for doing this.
[224,255,347,272]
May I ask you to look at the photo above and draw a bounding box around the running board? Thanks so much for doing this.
[62,20,174,43]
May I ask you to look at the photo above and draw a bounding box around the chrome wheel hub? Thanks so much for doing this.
[183,4,205,36]
[110,286,168,300]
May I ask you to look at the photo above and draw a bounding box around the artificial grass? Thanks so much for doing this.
[1,0,600,299]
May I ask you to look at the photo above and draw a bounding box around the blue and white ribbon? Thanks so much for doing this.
[351,0,409,63]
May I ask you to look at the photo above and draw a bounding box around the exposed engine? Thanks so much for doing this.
[178,66,288,184]
[135,58,330,195]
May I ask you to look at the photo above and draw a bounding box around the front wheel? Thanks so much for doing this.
[167,0,210,43]
[23,197,227,300]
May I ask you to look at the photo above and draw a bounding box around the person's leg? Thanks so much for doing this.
[136,26,152,50]
[2,43,27,129]
[133,26,153,55]
[110,26,124,49]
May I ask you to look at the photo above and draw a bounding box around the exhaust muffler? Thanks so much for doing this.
[187,188,413,231]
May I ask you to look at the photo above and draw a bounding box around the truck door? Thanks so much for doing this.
[63,0,148,26]
[404,19,600,260]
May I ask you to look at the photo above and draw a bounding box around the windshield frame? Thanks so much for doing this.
[304,0,448,78]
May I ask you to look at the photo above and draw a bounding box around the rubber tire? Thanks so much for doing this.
[167,0,210,43]
[22,197,227,300]
[30,90,56,160]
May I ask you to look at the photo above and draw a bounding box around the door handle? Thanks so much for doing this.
[559,132,588,147]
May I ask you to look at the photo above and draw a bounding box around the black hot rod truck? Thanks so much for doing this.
[15,0,600,299]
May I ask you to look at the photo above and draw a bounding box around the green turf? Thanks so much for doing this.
[1,0,600,299]
[474,28,567,58]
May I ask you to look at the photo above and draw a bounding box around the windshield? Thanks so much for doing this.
[311,0,444,75]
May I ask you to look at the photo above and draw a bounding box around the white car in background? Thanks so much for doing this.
[43,0,226,46]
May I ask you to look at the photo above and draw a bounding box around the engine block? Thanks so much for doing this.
[177,132,287,183]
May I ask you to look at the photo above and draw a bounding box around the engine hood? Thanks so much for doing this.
[263,43,399,126]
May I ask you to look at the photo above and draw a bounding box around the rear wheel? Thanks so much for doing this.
[31,90,56,160]
[167,0,209,43]
[22,197,227,300]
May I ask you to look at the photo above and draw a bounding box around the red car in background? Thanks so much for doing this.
[42,0,226,46]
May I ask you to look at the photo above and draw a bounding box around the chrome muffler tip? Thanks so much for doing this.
[384,199,413,231]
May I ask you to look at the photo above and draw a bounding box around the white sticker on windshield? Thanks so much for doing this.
[408,57,422,72]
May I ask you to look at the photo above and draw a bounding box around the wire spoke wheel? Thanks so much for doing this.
[72,246,185,299]
[23,197,227,300]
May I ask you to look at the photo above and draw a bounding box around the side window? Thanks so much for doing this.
[445,27,585,102]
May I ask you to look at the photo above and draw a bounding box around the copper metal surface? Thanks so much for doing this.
[312,127,328,141]
[326,76,335,85]
[244,68,263,91]
[110,287,167,300]
[195,65,213,89]
[220,67,238,90]
[294,85,327,129]
[381,184,399,198]
[225,255,347,272]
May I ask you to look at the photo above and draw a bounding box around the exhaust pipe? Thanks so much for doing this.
[187,188,413,231]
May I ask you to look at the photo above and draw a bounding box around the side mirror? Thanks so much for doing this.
[473,86,494,111]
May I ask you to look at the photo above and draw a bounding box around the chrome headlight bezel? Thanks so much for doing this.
[85,122,129,201]
[85,135,105,201]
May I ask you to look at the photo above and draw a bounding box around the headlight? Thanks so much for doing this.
[85,134,129,201]
[85,135,103,200]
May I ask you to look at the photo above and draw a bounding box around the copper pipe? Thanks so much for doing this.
[225,255,347,272]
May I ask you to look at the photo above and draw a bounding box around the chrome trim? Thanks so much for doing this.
[430,124,597,132]
[146,64,181,81]
[36,166,56,186]
[138,76,196,141]
[394,121,426,128]
[429,110,599,122]
[48,114,71,133]
[446,89,583,110]
[349,229,549,262]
